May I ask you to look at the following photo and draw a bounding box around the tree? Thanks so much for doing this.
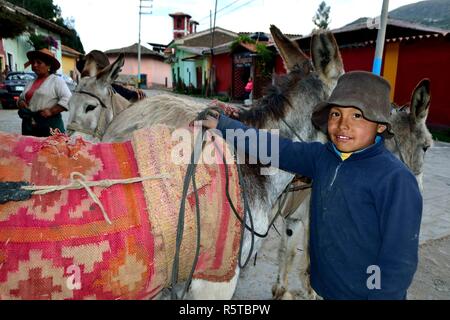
[7,0,85,53]
[7,0,60,21]
[27,33,58,50]
[313,1,331,30]
[0,7,28,39]
[230,36,274,78]
[60,29,85,54]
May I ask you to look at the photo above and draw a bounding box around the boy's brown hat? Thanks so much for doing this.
[311,71,394,138]
[76,50,110,75]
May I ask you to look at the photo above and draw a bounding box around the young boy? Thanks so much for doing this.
[76,50,146,101]
[201,71,422,300]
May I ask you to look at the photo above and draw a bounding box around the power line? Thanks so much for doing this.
[197,0,245,23]
[214,0,258,20]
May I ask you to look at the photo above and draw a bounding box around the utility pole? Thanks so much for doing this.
[372,0,389,75]
[206,0,218,97]
[138,0,153,88]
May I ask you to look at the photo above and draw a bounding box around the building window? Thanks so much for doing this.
[177,18,182,29]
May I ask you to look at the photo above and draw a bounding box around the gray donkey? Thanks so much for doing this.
[66,27,343,299]
[66,26,432,299]
[270,36,433,298]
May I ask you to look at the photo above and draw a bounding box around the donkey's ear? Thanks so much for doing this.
[270,25,311,74]
[97,53,125,84]
[311,31,344,86]
[410,79,431,123]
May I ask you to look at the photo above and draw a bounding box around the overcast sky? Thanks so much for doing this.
[52,0,422,53]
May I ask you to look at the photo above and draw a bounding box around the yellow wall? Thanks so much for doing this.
[62,55,76,76]
[383,42,400,101]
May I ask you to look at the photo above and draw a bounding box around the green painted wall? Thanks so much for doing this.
[172,48,197,88]
[3,24,62,73]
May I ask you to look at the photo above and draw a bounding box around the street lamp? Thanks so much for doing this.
[138,0,153,88]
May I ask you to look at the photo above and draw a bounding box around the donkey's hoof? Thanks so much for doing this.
[310,291,319,300]
[297,289,319,300]
[271,284,286,300]
[281,291,295,300]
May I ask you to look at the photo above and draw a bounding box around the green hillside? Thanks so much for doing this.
[345,0,450,30]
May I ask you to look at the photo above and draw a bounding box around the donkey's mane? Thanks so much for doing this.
[239,69,305,128]
[233,69,308,205]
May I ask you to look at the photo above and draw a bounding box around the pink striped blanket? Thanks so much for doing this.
[0,126,243,299]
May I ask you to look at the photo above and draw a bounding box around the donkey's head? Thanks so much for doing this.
[387,79,433,190]
[67,53,130,142]
[239,26,344,143]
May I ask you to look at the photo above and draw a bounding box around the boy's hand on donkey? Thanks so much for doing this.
[191,101,241,129]
[192,109,220,129]
[210,100,240,119]
[203,113,219,129]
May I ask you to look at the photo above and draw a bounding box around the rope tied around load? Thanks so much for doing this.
[0,172,171,224]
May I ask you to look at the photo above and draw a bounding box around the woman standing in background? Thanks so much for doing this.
[17,48,71,137]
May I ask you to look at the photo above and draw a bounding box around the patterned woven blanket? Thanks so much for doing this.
[0,126,243,300]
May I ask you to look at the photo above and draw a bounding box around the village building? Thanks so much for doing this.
[61,44,82,81]
[278,19,450,130]
[165,12,300,101]
[166,22,239,93]
[105,43,171,89]
[165,12,449,129]
[0,0,71,74]
[169,12,199,40]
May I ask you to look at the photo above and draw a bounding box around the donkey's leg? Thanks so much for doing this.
[272,208,305,300]
[187,267,240,300]
[295,199,317,300]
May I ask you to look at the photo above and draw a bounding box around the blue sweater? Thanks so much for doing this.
[216,115,422,300]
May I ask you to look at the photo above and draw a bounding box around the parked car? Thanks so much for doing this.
[58,74,77,92]
[0,72,78,109]
[0,72,36,109]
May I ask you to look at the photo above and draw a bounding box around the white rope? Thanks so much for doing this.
[22,172,170,225]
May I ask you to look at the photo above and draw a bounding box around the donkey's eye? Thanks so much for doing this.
[85,105,97,113]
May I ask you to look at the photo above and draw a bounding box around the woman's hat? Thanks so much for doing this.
[26,48,61,71]
[311,71,394,138]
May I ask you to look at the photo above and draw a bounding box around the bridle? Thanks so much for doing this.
[67,88,116,140]
[170,108,311,299]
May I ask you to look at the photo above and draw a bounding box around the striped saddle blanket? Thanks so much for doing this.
[0,126,243,300]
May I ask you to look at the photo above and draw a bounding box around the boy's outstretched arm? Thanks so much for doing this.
[369,170,423,300]
[203,114,322,178]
